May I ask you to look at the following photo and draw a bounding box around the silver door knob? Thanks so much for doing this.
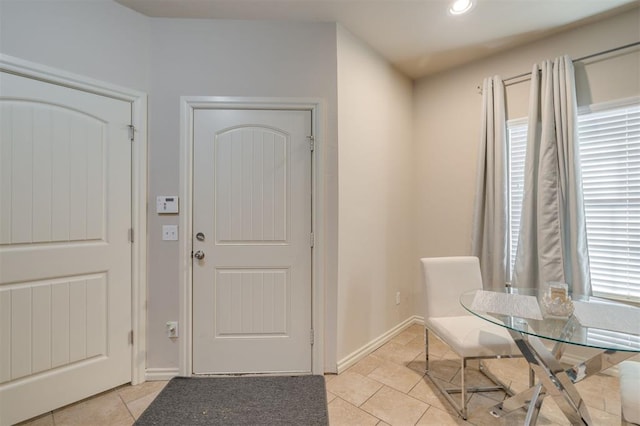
[194,250,205,260]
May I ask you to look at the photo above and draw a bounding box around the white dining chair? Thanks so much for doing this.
[421,256,525,419]
[620,360,640,425]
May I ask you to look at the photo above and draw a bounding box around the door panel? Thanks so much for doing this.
[214,127,288,244]
[0,71,132,425]
[193,109,312,374]
[0,102,106,245]
[215,269,288,336]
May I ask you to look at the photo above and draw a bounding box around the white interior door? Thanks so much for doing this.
[0,71,132,425]
[192,108,312,374]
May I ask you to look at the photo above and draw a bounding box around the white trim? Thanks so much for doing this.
[179,97,326,376]
[0,53,148,386]
[130,95,148,385]
[509,95,640,124]
[506,116,528,127]
[578,95,640,115]
[0,54,144,102]
[145,368,180,382]
[337,316,423,374]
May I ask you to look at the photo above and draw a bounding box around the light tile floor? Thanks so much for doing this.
[327,324,623,425]
[19,323,622,425]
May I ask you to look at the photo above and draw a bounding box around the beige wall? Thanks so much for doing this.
[413,7,640,302]
[147,18,339,370]
[0,0,150,91]
[336,26,414,363]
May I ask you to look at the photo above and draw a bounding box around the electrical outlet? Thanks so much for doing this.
[166,321,178,338]
[395,291,401,305]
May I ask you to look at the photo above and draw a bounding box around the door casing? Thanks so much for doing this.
[0,54,148,386]
[179,97,325,376]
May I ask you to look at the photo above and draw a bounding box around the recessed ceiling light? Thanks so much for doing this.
[449,0,474,15]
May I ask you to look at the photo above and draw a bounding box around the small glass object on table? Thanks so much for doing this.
[540,282,574,318]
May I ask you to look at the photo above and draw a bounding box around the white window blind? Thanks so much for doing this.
[578,102,640,300]
[587,328,640,351]
[507,119,528,279]
[507,99,640,301]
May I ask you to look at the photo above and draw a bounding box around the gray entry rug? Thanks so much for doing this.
[135,375,328,425]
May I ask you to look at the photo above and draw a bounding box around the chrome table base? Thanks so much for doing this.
[490,327,635,425]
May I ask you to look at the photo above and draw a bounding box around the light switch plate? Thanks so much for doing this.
[162,225,178,241]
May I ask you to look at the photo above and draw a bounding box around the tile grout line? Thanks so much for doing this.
[357,332,442,425]
[118,391,137,423]
[331,395,384,424]
[359,382,432,425]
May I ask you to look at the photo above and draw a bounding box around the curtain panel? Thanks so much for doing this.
[512,55,591,296]
[471,76,508,290]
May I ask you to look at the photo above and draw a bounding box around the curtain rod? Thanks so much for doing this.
[476,40,640,93]
[503,40,640,84]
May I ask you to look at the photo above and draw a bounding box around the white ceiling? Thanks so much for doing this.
[115,0,639,79]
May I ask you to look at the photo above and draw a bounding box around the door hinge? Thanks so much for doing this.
[129,330,134,345]
[128,125,135,142]
[128,228,134,242]
[307,135,315,152]
[310,232,315,248]
[310,329,314,346]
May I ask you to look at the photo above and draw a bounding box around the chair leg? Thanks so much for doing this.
[423,330,518,421]
[425,328,430,373]
[461,358,467,420]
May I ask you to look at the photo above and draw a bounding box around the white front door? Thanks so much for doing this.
[0,72,132,425]
[192,109,312,374]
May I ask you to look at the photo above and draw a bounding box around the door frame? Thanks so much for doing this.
[179,97,325,376]
[0,53,148,385]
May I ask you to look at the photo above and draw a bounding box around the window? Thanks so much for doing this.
[507,98,640,301]
[507,118,527,279]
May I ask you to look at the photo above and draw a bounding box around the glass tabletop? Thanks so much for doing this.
[459,288,640,353]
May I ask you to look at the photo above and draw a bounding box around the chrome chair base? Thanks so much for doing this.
[425,360,515,420]
[425,329,528,420]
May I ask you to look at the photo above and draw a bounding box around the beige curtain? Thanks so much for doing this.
[471,76,508,290]
[512,55,591,296]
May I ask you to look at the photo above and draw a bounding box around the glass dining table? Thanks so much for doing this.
[460,288,640,426]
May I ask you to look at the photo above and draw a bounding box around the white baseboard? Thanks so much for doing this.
[336,316,423,374]
[145,368,180,381]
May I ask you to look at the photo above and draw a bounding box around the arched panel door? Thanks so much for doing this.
[0,71,132,425]
[192,109,312,374]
